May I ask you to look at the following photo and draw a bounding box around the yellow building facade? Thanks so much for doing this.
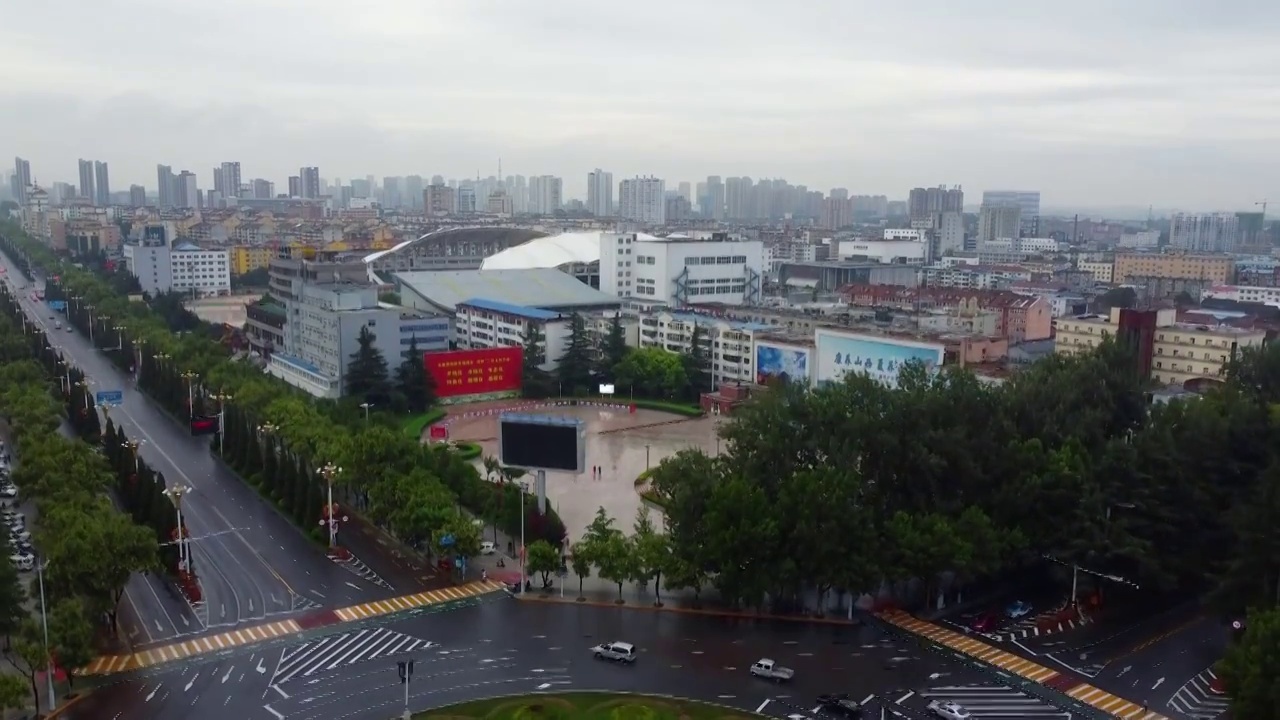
[230,245,273,275]
[1113,253,1233,284]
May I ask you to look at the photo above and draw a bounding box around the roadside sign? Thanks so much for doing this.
[95,390,124,405]
[439,534,455,547]
[47,300,66,311]
[428,425,448,441]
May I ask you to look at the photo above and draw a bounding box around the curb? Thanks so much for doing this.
[517,593,859,625]
[47,690,93,719]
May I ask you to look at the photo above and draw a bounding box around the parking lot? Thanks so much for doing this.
[0,431,39,581]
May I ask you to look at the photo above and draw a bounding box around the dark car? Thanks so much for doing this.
[817,694,864,718]
[969,610,1002,633]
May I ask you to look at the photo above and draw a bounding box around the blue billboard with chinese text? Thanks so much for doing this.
[814,329,943,389]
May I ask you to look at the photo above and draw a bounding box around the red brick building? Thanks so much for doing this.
[838,285,1052,342]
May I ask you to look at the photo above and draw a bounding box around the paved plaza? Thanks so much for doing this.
[446,403,723,539]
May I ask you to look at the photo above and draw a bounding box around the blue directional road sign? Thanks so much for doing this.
[95,390,124,405]
[47,300,66,311]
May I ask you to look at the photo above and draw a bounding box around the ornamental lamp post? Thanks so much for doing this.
[75,379,93,410]
[162,484,194,571]
[121,438,146,472]
[212,391,233,456]
[317,463,346,549]
[181,371,199,417]
[112,325,126,351]
[359,402,373,424]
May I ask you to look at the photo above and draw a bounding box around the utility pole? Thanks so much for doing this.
[212,390,234,456]
[396,659,415,719]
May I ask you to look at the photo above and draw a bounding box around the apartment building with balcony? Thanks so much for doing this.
[635,310,772,386]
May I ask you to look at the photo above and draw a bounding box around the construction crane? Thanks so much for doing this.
[1258,199,1269,215]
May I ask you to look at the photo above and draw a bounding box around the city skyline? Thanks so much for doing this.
[1,1,1277,209]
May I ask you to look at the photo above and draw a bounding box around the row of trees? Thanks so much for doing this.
[522,313,712,404]
[639,338,1280,617]
[0,225,565,566]
[0,282,159,714]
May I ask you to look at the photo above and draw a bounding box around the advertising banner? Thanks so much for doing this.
[755,341,811,385]
[814,330,943,389]
[425,346,523,398]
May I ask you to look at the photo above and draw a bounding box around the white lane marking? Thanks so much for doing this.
[345,582,361,591]
[154,620,162,632]
[1012,639,1039,656]
[272,684,290,699]
[894,691,914,704]
[860,694,874,705]
[1152,677,1165,690]
[145,684,161,702]
[263,705,285,720]
[256,658,266,674]
[756,700,771,713]
[183,673,198,692]
[221,666,233,683]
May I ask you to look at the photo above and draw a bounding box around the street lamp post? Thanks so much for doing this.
[318,463,343,549]
[162,485,193,571]
[359,402,372,424]
[518,480,529,594]
[86,305,96,344]
[75,379,92,410]
[644,444,651,471]
[212,391,233,456]
[112,325,126,352]
[122,438,146,472]
[36,557,55,712]
[181,371,199,418]
[56,359,69,395]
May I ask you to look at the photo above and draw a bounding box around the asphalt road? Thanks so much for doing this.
[63,595,1032,720]
[0,256,421,649]
[1085,615,1227,718]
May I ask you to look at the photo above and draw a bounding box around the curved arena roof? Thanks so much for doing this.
[480,231,603,270]
[364,226,550,265]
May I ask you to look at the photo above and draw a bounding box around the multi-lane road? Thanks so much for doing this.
[0,252,425,652]
[64,594,1086,720]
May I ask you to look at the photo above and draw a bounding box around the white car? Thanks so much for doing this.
[479,541,496,555]
[927,700,971,720]
[590,641,637,663]
[0,486,16,499]
[9,554,33,572]
[10,529,30,543]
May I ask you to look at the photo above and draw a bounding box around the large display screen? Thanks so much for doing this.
[424,346,523,398]
[814,330,944,389]
[755,342,811,385]
[499,416,583,473]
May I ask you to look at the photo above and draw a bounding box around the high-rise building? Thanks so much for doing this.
[704,176,725,221]
[176,171,199,209]
[382,177,402,208]
[456,186,477,214]
[78,159,96,204]
[678,182,693,206]
[12,157,31,204]
[349,178,371,198]
[129,185,146,207]
[214,162,241,199]
[156,164,175,207]
[528,175,563,215]
[424,184,456,215]
[1170,213,1241,253]
[908,185,964,222]
[978,204,1022,243]
[299,167,321,199]
[982,190,1040,236]
[587,168,613,216]
[725,177,754,220]
[251,178,274,199]
[404,175,424,210]
[288,176,302,198]
[93,161,110,206]
[618,176,666,224]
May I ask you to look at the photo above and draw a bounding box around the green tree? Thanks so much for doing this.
[632,507,671,606]
[47,598,95,690]
[614,347,687,399]
[0,534,26,646]
[345,325,391,404]
[683,322,712,399]
[395,335,436,414]
[593,533,637,602]
[556,313,594,394]
[596,313,630,379]
[526,539,560,587]
[1219,607,1280,720]
[0,673,27,715]
[569,541,592,600]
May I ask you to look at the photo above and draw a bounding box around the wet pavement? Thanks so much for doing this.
[448,405,726,538]
[65,594,998,720]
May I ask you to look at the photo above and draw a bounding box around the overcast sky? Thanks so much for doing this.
[2,0,1277,211]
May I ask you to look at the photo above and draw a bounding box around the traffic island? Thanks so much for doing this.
[414,691,761,720]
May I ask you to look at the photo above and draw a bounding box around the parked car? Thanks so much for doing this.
[590,641,637,663]
[9,553,33,572]
[816,694,865,718]
[926,700,971,720]
[10,529,30,543]
[479,541,496,555]
[1005,600,1033,619]
[0,485,17,499]
[750,658,794,682]
[969,611,1002,633]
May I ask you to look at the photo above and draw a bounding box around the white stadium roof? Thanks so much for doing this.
[480,231,663,270]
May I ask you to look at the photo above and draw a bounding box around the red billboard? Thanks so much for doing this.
[425,347,523,398]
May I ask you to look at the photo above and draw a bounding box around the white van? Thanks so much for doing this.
[590,641,637,663]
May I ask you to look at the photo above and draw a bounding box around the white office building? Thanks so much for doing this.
[453,299,568,371]
[599,232,764,306]
[528,175,563,215]
[839,238,927,264]
[124,242,231,297]
[636,310,771,387]
[618,176,666,224]
[267,281,450,398]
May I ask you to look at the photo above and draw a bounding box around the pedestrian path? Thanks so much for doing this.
[915,683,1068,718]
[78,579,505,677]
[878,610,1171,720]
[1167,667,1228,720]
[333,580,502,622]
[79,619,302,675]
[269,627,434,685]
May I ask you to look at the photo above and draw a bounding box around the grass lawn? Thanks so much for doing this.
[415,692,759,720]
[401,408,447,438]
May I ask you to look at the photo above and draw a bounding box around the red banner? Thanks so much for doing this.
[429,425,449,440]
[425,347,523,398]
